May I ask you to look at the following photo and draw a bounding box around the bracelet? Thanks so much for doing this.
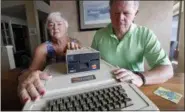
[133,71,146,86]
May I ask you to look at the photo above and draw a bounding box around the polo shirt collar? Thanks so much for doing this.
[108,23,136,40]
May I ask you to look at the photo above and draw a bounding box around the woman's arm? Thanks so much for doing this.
[18,43,52,104]
[29,44,47,71]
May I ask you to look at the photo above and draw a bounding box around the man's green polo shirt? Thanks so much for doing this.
[91,23,171,71]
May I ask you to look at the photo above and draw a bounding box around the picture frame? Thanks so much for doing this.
[77,1,111,31]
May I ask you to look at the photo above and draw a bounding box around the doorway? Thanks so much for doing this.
[170,1,184,72]
[12,24,31,68]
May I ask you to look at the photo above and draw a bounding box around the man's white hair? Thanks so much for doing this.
[46,12,69,28]
[109,0,139,10]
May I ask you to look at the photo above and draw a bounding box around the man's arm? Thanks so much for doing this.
[142,30,174,85]
[143,65,173,85]
[91,31,99,50]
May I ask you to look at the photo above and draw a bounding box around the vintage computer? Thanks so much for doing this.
[22,47,159,111]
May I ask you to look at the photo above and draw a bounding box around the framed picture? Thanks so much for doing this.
[77,1,111,31]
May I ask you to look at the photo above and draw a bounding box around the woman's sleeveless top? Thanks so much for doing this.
[45,41,65,65]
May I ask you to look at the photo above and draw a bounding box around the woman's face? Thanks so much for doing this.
[47,16,67,40]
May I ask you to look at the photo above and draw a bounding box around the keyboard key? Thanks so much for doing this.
[88,102,95,109]
[68,107,75,111]
[118,89,125,94]
[97,95,104,100]
[107,98,113,104]
[48,100,55,106]
[87,92,93,97]
[113,91,119,96]
[86,98,92,103]
[57,98,63,104]
[113,102,120,109]
[93,91,99,96]
[79,99,86,105]
[117,95,124,100]
[63,97,70,103]
[124,98,133,107]
[52,105,59,111]
[117,101,126,108]
[112,97,119,102]
[95,101,101,107]
[106,104,114,110]
[103,88,109,93]
[117,85,122,90]
[75,94,81,100]
[91,97,98,102]
[59,104,66,111]
[108,92,114,97]
[113,86,119,91]
[108,87,114,92]
[81,93,88,99]
[82,104,89,110]
[100,100,107,105]
[103,94,109,99]
[93,108,99,111]
[66,102,73,108]
[69,96,75,101]
[98,90,104,94]
[121,93,128,98]
[73,100,80,107]
[75,106,82,111]
[99,106,108,111]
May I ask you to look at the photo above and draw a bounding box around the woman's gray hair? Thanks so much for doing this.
[46,12,69,28]
[109,0,139,10]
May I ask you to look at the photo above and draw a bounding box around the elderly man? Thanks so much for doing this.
[91,0,173,87]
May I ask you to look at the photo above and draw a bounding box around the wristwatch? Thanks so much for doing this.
[133,71,146,86]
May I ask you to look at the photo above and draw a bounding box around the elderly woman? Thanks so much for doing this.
[17,12,81,104]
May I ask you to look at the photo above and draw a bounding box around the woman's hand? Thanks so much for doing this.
[112,68,143,87]
[17,70,52,104]
[67,41,81,50]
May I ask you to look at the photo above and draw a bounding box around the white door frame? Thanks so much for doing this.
[1,15,27,52]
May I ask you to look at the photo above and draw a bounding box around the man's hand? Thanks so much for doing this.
[17,70,52,104]
[67,41,81,50]
[112,68,143,87]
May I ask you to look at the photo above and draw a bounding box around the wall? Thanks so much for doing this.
[177,3,184,73]
[50,1,172,50]
[50,1,173,69]
[50,1,96,47]
[1,15,27,26]
[25,1,41,55]
[1,0,24,8]
[134,1,173,69]
[35,1,51,14]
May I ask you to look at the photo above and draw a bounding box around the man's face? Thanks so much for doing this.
[110,1,137,32]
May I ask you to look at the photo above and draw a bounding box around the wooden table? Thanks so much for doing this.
[140,73,184,110]
[1,68,184,111]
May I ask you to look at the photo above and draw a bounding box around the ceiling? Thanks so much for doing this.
[1,4,48,21]
[1,5,26,20]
